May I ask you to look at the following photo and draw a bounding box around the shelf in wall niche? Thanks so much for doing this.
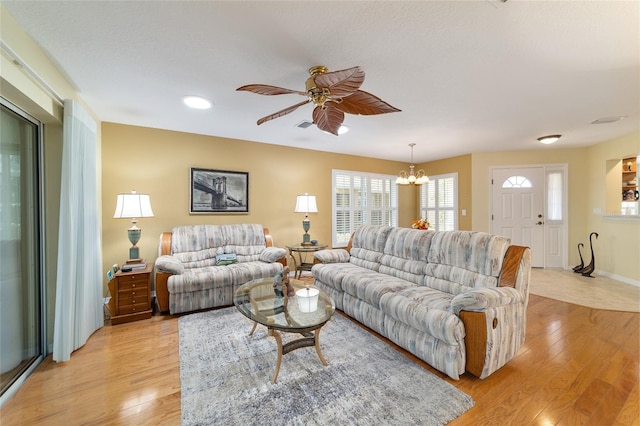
[602,214,640,221]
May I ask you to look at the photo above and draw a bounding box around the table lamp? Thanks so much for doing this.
[294,193,318,246]
[113,191,154,260]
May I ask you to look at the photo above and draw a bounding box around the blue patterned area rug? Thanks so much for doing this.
[179,307,474,425]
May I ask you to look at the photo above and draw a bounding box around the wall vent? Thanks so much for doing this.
[296,120,313,129]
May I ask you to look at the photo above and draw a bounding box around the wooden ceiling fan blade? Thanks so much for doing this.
[256,99,311,125]
[334,90,401,115]
[237,84,307,96]
[313,104,345,136]
[313,66,365,97]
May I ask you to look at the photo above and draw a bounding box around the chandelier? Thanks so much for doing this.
[396,143,429,185]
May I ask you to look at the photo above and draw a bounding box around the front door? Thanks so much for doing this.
[491,167,545,267]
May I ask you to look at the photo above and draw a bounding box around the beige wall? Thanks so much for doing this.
[101,123,419,293]
[586,132,640,282]
[422,154,473,230]
[471,134,640,283]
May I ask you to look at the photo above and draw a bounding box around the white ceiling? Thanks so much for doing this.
[2,0,638,162]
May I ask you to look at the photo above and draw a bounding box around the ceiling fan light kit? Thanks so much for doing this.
[537,134,562,145]
[237,65,400,136]
[397,143,429,185]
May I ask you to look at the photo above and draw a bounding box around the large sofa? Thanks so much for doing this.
[155,224,287,314]
[312,225,531,380]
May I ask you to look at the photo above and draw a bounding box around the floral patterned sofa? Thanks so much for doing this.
[155,224,286,314]
[312,225,531,380]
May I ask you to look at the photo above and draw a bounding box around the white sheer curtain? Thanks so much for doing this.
[53,99,103,362]
[547,172,563,221]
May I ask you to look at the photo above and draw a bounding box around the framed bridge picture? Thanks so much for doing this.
[190,167,249,214]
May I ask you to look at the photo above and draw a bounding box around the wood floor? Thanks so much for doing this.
[1,294,638,425]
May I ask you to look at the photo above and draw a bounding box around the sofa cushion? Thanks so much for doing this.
[222,223,266,246]
[171,225,226,268]
[341,271,415,308]
[348,225,394,271]
[171,225,226,254]
[427,231,510,277]
[226,261,283,284]
[312,262,369,292]
[168,266,233,293]
[380,289,464,345]
[379,228,434,284]
[423,264,500,294]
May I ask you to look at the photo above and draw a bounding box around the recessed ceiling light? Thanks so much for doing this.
[537,134,561,145]
[338,125,349,135]
[591,116,627,124]
[182,96,213,109]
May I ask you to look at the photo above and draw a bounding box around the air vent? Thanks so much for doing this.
[296,120,313,129]
[591,116,627,124]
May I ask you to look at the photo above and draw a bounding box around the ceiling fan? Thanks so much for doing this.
[237,66,401,136]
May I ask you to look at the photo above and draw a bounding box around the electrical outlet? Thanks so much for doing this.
[107,269,114,281]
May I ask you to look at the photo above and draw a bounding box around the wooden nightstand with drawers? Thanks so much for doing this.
[108,262,153,325]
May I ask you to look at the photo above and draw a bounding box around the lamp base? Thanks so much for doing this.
[301,232,312,246]
[129,246,139,260]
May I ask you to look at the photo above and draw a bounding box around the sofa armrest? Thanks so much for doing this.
[158,232,172,256]
[259,247,287,263]
[450,287,524,316]
[155,254,185,275]
[454,287,528,379]
[314,248,350,264]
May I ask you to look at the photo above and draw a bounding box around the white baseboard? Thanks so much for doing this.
[595,269,640,288]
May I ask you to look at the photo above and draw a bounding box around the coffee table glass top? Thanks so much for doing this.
[234,278,335,331]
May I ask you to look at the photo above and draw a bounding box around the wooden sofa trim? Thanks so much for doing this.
[498,245,529,288]
[460,244,529,378]
[459,310,487,378]
[154,227,285,313]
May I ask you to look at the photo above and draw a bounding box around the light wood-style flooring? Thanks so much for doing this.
[2,278,639,425]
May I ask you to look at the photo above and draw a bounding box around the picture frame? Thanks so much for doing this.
[190,167,249,214]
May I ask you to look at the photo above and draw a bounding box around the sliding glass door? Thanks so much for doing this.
[0,99,44,404]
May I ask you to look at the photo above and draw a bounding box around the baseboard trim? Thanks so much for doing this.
[595,269,640,288]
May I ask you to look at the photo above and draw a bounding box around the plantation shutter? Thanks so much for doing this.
[332,170,397,247]
[419,173,458,231]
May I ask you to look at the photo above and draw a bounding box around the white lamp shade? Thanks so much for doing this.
[294,193,318,213]
[113,191,154,219]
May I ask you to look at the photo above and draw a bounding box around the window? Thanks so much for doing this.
[419,173,458,231]
[547,171,563,220]
[332,170,398,247]
[502,175,532,188]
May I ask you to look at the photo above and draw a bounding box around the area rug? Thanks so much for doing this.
[179,307,474,425]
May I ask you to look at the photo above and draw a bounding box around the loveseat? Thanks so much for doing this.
[155,224,287,314]
[312,225,531,380]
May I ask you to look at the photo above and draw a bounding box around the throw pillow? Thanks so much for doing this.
[215,253,237,266]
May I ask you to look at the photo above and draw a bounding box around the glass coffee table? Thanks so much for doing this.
[233,277,335,383]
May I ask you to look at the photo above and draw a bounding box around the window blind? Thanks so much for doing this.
[332,170,398,247]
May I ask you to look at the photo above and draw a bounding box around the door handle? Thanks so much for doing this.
[536,221,544,225]
[537,214,543,218]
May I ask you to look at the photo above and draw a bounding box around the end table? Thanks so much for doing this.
[286,244,327,279]
[108,262,153,325]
